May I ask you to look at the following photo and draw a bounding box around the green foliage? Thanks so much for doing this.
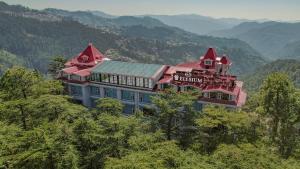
[0,122,79,169]
[48,56,67,77]
[151,89,199,147]
[0,2,265,75]
[193,106,259,153]
[211,143,292,169]
[0,50,23,75]
[243,59,300,91]
[259,72,300,158]
[105,141,213,169]
[95,98,124,117]
[1,66,300,169]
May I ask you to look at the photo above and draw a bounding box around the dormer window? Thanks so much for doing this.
[204,59,212,65]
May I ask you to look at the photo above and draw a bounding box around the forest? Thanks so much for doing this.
[0,66,299,169]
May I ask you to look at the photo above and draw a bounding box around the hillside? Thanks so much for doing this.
[0,49,23,75]
[211,21,300,59]
[0,2,265,75]
[148,14,249,35]
[242,59,300,91]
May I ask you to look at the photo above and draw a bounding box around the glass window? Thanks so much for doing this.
[101,74,109,83]
[121,90,135,101]
[123,104,135,115]
[104,87,117,98]
[204,60,212,65]
[193,102,203,111]
[222,93,229,100]
[144,78,149,88]
[109,75,114,83]
[70,75,81,81]
[210,92,217,99]
[139,93,154,104]
[136,77,144,87]
[111,75,118,84]
[149,79,153,88]
[136,77,140,86]
[70,85,82,96]
[127,76,135,86]
[91,73,100,82]
[139,78,144,87]
[90,86,100,96]
[120,75,127,85]
[90,98,98,108]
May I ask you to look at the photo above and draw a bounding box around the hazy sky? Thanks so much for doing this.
[2,0,300,21]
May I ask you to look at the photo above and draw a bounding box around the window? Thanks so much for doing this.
[149,79,153,88]
[70,85,82,96]
[121,90,135,101]
[127,76,135,86]
[120,75,127,85]
[139,78,144,87]
[123,104,135,115]
[139,93,154,104]
[110,75,118,84]
[70,75,81,81]
[90,86,100,96]
[204,59,212,65]
[136,77,140,86]
[210,92,217,99]
[193,102,203,111]
[90,73,100,82]
[104,88,117,98]
[144,78,149,88]
[101,74,109,83]
[222,93,230,100]
[136,77,144,87]
[217,93,222,99]
[90,98,98,108]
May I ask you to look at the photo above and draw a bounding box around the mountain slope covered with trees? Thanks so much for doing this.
[242,59,300,91]
[0,2,265,75]
[212,21,300,59]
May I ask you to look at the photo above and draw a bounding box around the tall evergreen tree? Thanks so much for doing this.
[259,72,300,158]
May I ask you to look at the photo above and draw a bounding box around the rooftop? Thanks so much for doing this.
[92,60,165,78]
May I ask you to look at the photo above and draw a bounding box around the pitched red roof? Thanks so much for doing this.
[65,43,105,67]
[220,55,231,65]
[203,48,217,60]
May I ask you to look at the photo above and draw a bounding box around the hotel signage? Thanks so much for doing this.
[173,72,203,84]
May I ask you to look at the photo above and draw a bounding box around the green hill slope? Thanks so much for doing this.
[212,21,300,60]
[0,2,265,75]
[0,49,23,75]
[242,59,300,91]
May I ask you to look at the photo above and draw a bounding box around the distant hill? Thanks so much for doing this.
[211,21,300,60]
[0,2,265,75]
[44,8,167,29]
[242,59,300,91]
[0,49,24,75]
[147,14,250,35]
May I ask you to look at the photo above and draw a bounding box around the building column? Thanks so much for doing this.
[135,92,139,110]
[82,85,91,107]
[100,86,105,98]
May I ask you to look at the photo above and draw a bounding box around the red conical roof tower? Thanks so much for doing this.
[65,43,106,68]
[203,47,217,60]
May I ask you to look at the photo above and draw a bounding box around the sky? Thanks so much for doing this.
[2,0,300,21]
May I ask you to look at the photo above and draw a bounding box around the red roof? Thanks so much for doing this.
[202,85,240,96]
[73,68,92,77]
[62,66,79,74]
[65,43,105,67]
[203,48,217,61]
[158,76,172,84]
[220,55,231,65]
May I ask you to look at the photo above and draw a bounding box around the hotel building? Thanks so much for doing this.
[58,44,247,114]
